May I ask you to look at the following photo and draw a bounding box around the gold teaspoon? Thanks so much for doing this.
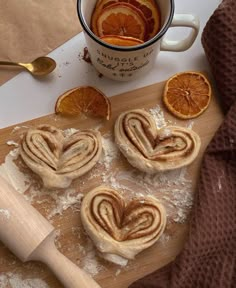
[0,56,56,76]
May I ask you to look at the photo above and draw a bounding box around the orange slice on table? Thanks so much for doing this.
[55,86,111,120]
[96,3,148,41]
[100,35,144,46]
[91,0,161,40]
[163,72,212,119]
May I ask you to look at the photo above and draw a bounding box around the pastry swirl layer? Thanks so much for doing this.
[20,125,102,189]
[115,109,201,173]
[81,186,166,265]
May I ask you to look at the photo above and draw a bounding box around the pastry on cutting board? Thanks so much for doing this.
[114,109,201,173]
[19,125,102,189]
[80,186,166,266]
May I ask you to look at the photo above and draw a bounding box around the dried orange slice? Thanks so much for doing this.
[96,3,148,41]
[55,86,111,120]
[163,72,212,119]
[100,35,144,46]
[91,0,161,40]
[128,0,161,39]
[91,1,124,35]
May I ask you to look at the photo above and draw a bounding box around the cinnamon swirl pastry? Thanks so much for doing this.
[114,109,201,173]
[20,125,102,189]
[81,186,166,266]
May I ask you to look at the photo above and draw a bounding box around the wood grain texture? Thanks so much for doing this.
[0,80,223,288]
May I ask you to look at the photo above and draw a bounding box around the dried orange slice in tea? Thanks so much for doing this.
[163,72,212,119]
[96,3,148,41]
[91,0,115,35]
[100,35,144,46]
[91,0,161,40]
[128,0,161,39]
[55,86,111,120]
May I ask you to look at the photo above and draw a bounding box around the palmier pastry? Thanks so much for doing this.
[81,186,166,266]
[20,125,102,189]
[114,109,201,173]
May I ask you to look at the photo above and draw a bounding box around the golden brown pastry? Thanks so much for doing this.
[81,186,166,266]
[20,125,102,189]
[114,109,201,173]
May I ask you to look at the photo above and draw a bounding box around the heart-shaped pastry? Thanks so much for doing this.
[81,186,166,266]
[20,125,102,189]
[114,109,201,173]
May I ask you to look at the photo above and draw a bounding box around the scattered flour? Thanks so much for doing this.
[0,273,49,288]
[6,140,19,147]
[47,189,83,219]
[63,127,79,137]
[80,249,104,277]
[149,106,167,128]
[186,120,194,129]
[159,233,171,245]
[0,148,31,194]
[98,107,194,224]
[80,237,106,277]
[11,126,29,132]
[54,231,62,250]
[101,134,120,170]
[0,108,196,281]
[0,209,11,220]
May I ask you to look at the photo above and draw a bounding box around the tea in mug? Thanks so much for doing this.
[90,0,161,46]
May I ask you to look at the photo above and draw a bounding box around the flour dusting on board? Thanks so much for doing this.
[101,133,120,170]
[0,107,196,280]
[47,189,83,219]
[0,273,50,288]
[79,239,105,277]
[149,105,167,128]
[0,209,11,220]
[0,148,31,195]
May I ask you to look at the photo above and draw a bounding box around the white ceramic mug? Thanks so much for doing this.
[77,0,200,81]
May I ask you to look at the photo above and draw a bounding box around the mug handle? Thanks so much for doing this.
[160,14,200,52]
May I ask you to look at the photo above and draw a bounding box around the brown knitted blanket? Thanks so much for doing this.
[129,0,236,287]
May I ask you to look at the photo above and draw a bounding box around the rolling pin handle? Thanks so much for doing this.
[29,233,101,288]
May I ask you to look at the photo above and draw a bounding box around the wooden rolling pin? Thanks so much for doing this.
[0,175,101,288]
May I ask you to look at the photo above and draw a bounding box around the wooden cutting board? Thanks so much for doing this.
[0,79,223,288]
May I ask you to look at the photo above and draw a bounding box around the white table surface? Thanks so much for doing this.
[0,0,221,129]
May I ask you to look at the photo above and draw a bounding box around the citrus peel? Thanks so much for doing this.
[55,86,111,120]
[163,72,212,119]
